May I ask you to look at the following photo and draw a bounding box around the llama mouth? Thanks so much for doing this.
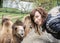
[21,34,24,37]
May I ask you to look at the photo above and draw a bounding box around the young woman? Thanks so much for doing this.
[30,7,48,35]
[30,6,60,43]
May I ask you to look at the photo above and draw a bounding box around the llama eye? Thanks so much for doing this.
[29,24,32,29]
[15,27,17,30]
[30,26,32,29]
[24,25,26,30]
[24,26,26,30]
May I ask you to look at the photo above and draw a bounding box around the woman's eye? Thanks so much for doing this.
[36,16,39,18]
[34,16,39,20]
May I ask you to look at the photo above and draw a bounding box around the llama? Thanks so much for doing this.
[23,15,42,37]
[22,15,34,37]
[12,19,25,43]
[0,17,13,43]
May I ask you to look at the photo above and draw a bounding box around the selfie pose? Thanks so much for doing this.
[30,6,60,43]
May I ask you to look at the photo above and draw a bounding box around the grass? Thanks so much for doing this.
[0,8,28,24]
[0,12,28,23]
[0,8,30,14]
[0,8,21,14]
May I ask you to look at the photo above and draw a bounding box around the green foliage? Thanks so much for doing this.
[0,0,3,8]
[0,8,22,14]
[0,8,30,14]
[34,0,57,11]
[57,0,60,6]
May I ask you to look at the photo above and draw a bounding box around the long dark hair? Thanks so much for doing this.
[30,7,48,35]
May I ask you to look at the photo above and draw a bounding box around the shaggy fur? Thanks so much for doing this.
[23,15,34,37]
[0,17,13,43]
[12,19,25,43]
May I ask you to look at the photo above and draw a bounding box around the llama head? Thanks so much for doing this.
[23,15,34,36]
[2,16,13,27]
[12,19,25,38]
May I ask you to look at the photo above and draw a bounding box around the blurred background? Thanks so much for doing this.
[0,0,60,23]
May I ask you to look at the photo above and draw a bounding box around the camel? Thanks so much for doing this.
[22,15,34,37]
[0,17,13,43]
[12,19,25,43]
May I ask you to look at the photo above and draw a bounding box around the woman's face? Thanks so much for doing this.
[34,11,42,26]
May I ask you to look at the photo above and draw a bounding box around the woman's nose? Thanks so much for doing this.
[35,18,39,23]
[35,18,38,21]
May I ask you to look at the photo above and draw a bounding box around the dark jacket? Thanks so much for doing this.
[42,14,60,39]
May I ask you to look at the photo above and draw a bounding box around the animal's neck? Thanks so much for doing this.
[2,24,12,34]
[13,34,23,43]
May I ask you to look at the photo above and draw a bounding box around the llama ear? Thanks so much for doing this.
[16,18,20,21]
[15,18,20,22]
[2,15,11,20]
[2,15,7,19]
[2,15,4,19]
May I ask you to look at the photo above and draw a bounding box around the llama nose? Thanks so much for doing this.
[21,33,23,35]
[21,30,23,32]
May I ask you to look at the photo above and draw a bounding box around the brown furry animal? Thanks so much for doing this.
[23,15,34,37]
[0,17,13,43]
[12,19,25,43]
